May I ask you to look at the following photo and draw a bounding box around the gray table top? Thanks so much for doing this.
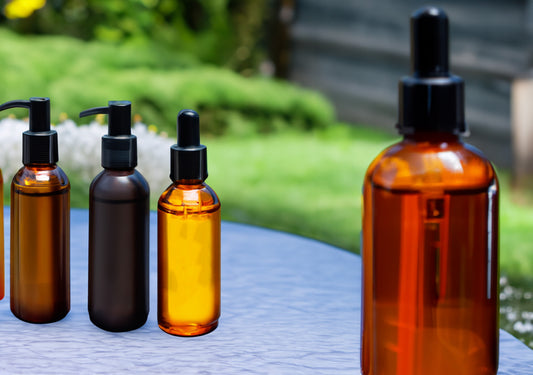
[0,207,531,374]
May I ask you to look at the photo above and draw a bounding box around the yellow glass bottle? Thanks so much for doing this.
[158,109,221,336]
[0,97,70,323]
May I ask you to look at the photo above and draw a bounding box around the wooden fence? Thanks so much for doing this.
[281,0,533,168]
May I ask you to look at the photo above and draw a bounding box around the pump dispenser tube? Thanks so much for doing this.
[0,97,70,323]
[158,109,221,336]
[361,7,499,375]
[80,101,150,332]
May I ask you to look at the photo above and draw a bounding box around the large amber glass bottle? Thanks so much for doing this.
[158,110,221,336]
[361,8,499,375]
[0,97,70,323]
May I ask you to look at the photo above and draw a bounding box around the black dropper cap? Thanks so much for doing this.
[170,109,207,182]
[397,7,466,134]
[0,97,58,165]
[80,101,137,169]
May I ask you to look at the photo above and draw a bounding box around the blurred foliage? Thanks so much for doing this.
[0,0,269,74]
[0,28,334,135]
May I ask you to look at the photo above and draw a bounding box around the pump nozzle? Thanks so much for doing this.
[0,97,57,164]
[170,109,207,182]
[79,101,136,169]
[80,101,131,136]
[0,97,51,132]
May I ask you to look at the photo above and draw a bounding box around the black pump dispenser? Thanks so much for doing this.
[170,109,207,182]
[0,97,58,164]
[397,7,466,134]
[80,101,137,169]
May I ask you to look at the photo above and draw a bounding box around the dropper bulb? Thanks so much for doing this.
[397,6,466,135]
[177,109,200,147]
[411,7,449,77]
[170,109,207,182]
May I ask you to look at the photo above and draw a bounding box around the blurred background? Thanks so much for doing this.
[0,0,532,347]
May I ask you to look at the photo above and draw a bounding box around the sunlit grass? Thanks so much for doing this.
[207,124,394,253]
[207,125,533,281]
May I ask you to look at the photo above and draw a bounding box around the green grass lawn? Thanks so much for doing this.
[207,125,533,281]
[207,125,385,253]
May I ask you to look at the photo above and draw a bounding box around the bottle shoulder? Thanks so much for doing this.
[90,169,150,201]
[12,164,70,194]
[365,139,497,191]
[158,182,220,215]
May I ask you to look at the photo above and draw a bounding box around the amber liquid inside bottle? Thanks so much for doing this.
[158,181,221,336]
[11,164,70,323]
[362,134,498,375]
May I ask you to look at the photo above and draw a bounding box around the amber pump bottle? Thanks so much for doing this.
[0,97,70,323]
[80,101,150,332]
[158,109,221,336]
[361,7,499,375]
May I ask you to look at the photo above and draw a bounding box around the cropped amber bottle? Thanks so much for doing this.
[0,97,70,323]
[0,170,4,301]
[361,8,499,375]
[158,109,221,336]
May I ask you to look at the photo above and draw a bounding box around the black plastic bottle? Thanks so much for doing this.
[80,101,150,332]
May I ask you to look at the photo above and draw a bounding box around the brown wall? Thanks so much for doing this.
[286,0,532,167]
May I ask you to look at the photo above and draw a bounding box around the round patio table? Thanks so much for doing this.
[0,208,531,374]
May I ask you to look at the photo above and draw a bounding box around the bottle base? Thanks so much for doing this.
[12,308,69,324]
[89,314,148,332]
[158,320,218,337]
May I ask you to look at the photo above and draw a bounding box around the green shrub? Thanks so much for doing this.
[1,0,269,73]
[0,28,334,135]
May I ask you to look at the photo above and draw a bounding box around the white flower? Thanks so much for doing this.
[0,118,174,196]
[513,321,533,333]
[0,118,26,180]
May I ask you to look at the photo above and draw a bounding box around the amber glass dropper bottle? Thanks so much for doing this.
[361,7,499,375]
[0,97,70,323]
[158,109,221,336]
[80,101,150,332]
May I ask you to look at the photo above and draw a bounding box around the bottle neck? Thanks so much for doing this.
[174,179,205,188]
[403,132,460,144]
[103,167,135,175]
[24,163,56,169]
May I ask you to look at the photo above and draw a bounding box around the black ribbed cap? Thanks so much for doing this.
[80,101,137,169]
[170,109,207,182]
[397,7,466,134]
[0,97,58,164]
